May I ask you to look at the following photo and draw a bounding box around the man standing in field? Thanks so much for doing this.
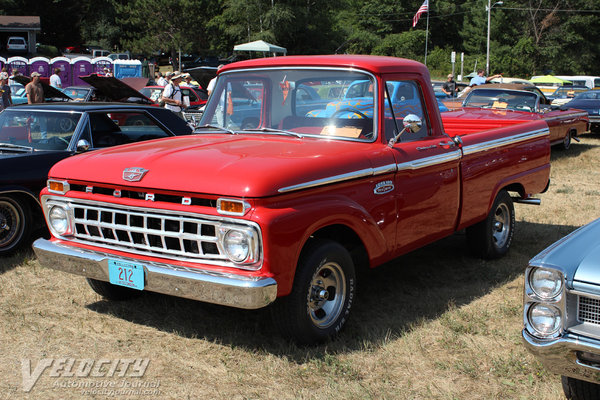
[26,72,44,104]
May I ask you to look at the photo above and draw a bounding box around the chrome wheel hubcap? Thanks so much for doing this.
[307,261,346,329]
[492,203,510,248]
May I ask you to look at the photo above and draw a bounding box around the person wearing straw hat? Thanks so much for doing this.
[161,72,184,117]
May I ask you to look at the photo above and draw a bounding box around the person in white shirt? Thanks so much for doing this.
[156,72,167,86]
[162,73,184,117]
[49,68,62,88]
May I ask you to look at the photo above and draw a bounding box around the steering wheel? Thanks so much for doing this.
[330,108,369,119]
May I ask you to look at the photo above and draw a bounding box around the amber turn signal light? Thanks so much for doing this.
[217,199,250,216]
[47,180,69,194]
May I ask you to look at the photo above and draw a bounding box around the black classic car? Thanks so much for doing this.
[0,102,192,255]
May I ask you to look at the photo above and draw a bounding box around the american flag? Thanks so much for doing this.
[412,0,429,27]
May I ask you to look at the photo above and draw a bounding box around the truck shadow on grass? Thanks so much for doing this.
[552,137,600,161]
[85,220,580,358]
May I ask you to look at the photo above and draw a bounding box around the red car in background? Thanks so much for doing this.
[140,85,208,109]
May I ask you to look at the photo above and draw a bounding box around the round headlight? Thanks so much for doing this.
[49,205,69,235]
[530,267,563,300]
[223,230,250,262]
[529,303,562,337]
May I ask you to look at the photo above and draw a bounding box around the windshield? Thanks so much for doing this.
[0,110,82,150]
[62,88,92,101]
[199,68,376,141]
[140,87,163,103]
[463,89,538,112]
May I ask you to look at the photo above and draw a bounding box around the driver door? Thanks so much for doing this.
[385,79,461,254]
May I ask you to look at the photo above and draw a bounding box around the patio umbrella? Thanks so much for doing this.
[529,75,572,84]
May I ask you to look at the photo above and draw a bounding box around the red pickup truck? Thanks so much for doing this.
[33,55,551,344]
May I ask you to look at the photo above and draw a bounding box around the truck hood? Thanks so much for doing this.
[79,74,153,104]
[48,135,389,198]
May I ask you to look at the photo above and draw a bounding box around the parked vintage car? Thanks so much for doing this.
[443,84,589,149]
[560,90,600,133]
[10,83,27,105]
[33,55,551,344]
[547,85,589,106]
[140,85,208,109]
[61,86,98,102]
[523,217,600,400]
[0,103,192,255]
[12,76,72,103]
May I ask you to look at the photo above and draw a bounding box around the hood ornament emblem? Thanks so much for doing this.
[123,167,149,182]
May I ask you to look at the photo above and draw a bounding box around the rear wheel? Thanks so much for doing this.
[272,239,356,345]
[86,278,143,301]
[0,195,31,255]
[562,376,600,400]
[562,130,572,150]
[466,190,514,259]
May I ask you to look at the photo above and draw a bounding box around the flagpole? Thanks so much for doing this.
[424,3,430,66]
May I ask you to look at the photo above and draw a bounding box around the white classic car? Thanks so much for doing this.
[523,218,600,400]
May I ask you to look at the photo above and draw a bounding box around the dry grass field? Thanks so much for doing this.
[2,134,600,400]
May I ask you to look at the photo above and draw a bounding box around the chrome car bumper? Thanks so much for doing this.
[33,238,278,310]
[522,329,600,383]
[588,115,600,125]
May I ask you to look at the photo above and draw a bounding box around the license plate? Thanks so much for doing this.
[108,259,145,290]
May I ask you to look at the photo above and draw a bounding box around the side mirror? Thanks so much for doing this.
[76,139,90,152]
[388,114,422,147]
[402,114,422,133]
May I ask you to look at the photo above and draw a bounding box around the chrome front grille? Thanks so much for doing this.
[68,201,229,263]
[578,296,600,325]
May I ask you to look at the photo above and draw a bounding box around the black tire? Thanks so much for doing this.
[271,239,356,345]
[0,195,31,255]
[466,190,515,259]
[86,278,143,301]
[562,376,600,400]
[562,130,572,150]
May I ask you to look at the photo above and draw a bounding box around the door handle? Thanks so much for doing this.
[438,140,456,149]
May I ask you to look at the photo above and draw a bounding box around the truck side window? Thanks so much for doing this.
[384,80,429,142]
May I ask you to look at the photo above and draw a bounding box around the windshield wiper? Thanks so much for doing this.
[241,127,303,138]
[197,124,237,135]
[0,143,34,152]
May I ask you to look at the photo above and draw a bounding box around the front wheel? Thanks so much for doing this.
[0,195,31,255]
[562,376,600,400]
[466,190,515,259]
[272,239,356,345]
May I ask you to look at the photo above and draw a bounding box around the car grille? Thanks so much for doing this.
[578,295,600,325]
[70,200,229,264]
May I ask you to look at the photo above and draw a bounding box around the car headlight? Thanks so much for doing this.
[528,303,562,337]
[223,230,250,262]
[49,205,70,236]
[529,267,563,300]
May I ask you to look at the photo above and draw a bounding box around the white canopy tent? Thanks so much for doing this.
[233,40,287,57]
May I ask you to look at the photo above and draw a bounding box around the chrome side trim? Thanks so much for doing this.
[278,168,375,193]
[32,238,277,310]
[462,128,549,156]
[543,112,589,122]
[396,150,461,171]
[372,163,398,175]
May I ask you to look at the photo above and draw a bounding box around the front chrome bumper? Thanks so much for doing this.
[33,238,278,310]
[522,329,600,383]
